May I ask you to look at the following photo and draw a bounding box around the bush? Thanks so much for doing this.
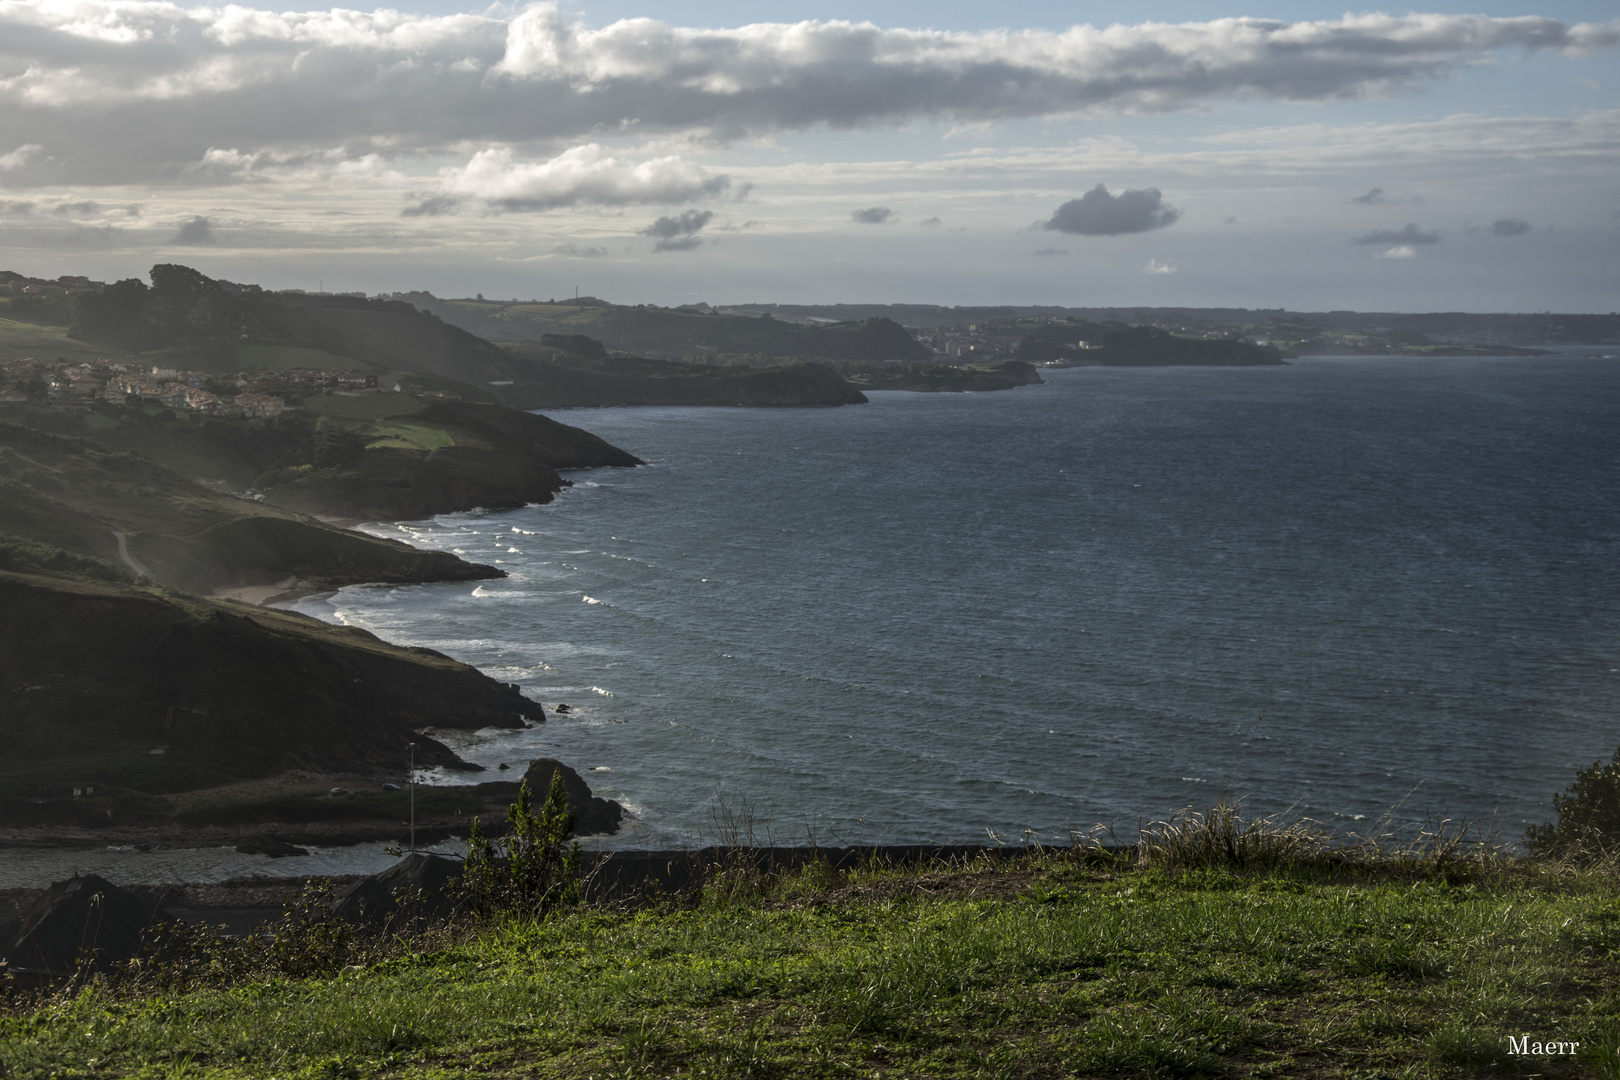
[459,771,581,916]
[1526,747,1620,859]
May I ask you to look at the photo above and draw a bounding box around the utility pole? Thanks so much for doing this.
[408,741,416,854]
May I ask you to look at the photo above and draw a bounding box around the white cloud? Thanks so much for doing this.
[413,144,729,214]
[0,144,44,170]
[0,4,1615,184]
[1141,258,1177,273]
[1375,245,1419,258]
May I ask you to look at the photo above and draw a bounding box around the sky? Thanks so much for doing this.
[0,0,1617,310]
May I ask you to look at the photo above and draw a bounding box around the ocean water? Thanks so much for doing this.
[277,355,1620,851]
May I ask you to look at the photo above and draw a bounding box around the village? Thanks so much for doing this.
[0,356,397,417]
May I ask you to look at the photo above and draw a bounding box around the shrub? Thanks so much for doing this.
[459,771,581,916]
[1526,747,1620,859]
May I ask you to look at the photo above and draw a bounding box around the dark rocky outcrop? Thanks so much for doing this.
[0,570,540,811]
[1,874,168,974]
[474,758,624,838]
[333,853,464,925]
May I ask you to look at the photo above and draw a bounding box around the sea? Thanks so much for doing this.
[8,353,1618,885]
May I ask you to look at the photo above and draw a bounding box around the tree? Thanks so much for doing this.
[1526,747,1620,859]
[458,770,581,915]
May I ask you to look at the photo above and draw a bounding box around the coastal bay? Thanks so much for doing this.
[293,356,1620,852]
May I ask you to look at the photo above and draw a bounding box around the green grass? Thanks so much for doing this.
[300,392,425,421]
[5,856,1620,1079]
[0,317,112,364]
[235,344,360,373]
[365,419,455,452]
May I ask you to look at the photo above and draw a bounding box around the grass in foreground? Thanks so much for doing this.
[5,847,1620,1080]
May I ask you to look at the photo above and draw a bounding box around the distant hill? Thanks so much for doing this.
[496,341,867,408]
[395,292,933,364]
[68,264,532,389]
[723,303,1620,344]
[1018,321,1286,366]
[45,266,874,408]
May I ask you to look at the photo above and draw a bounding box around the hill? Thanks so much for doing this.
[0,566,543,829]
[844,359,1045,392]
[23,266,873,408]
[1018,321,1287,366]
[397,293,933,365]
[495,340,867,408]
[0,421,508,595]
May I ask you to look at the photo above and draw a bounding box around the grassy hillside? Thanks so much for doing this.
[0,420,500,593]
[846,360,1045,392]
[402,293,932,364]
[23,266,877,407]
[5,392,642,529]
[3,844,1617,1078]
[0,315,115,366]
[495,345,867,408]
[1019,321,1287,366]
[0,568,540,815]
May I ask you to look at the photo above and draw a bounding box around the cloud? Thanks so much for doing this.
[851,207,895,225]
[1575,77,1604,89]
[0,144,43,171]
[1044,184,1179,236]
[1350,187,1389,205]
[553,243,608,257]
[917,216,942,227]
[1490,217,1532,236]
[732,182,754,202]
[642,208,713,251]
[1141,258,1177,273]
[401,195,462,218]
[1375,245,1419,259]
[51,200,100,217]
[0,200,38,216]
[169,216,216,244]
[1,6,1617,184]
[422,145,728,214]
[1352,223,1440,245]
[1030,246,1067,257]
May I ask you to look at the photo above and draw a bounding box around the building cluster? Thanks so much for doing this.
[0,273,101,297]
[0,357,294,416]
[913,324,1023,360]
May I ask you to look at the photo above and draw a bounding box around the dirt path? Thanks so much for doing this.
[11,452,62,474]
[111,530,152,578]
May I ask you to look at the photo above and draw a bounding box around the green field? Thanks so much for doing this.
[235,343,361,372]
[301,392,426,421]
[3,846,1619,1080]
[365,418,456,452]
[0,317,110,364]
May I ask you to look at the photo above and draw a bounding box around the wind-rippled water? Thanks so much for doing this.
[285,355,1619,850]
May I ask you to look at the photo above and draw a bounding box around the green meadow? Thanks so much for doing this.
[4,845,1618,1080]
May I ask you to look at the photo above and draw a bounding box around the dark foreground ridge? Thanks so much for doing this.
[0,570,574,833]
